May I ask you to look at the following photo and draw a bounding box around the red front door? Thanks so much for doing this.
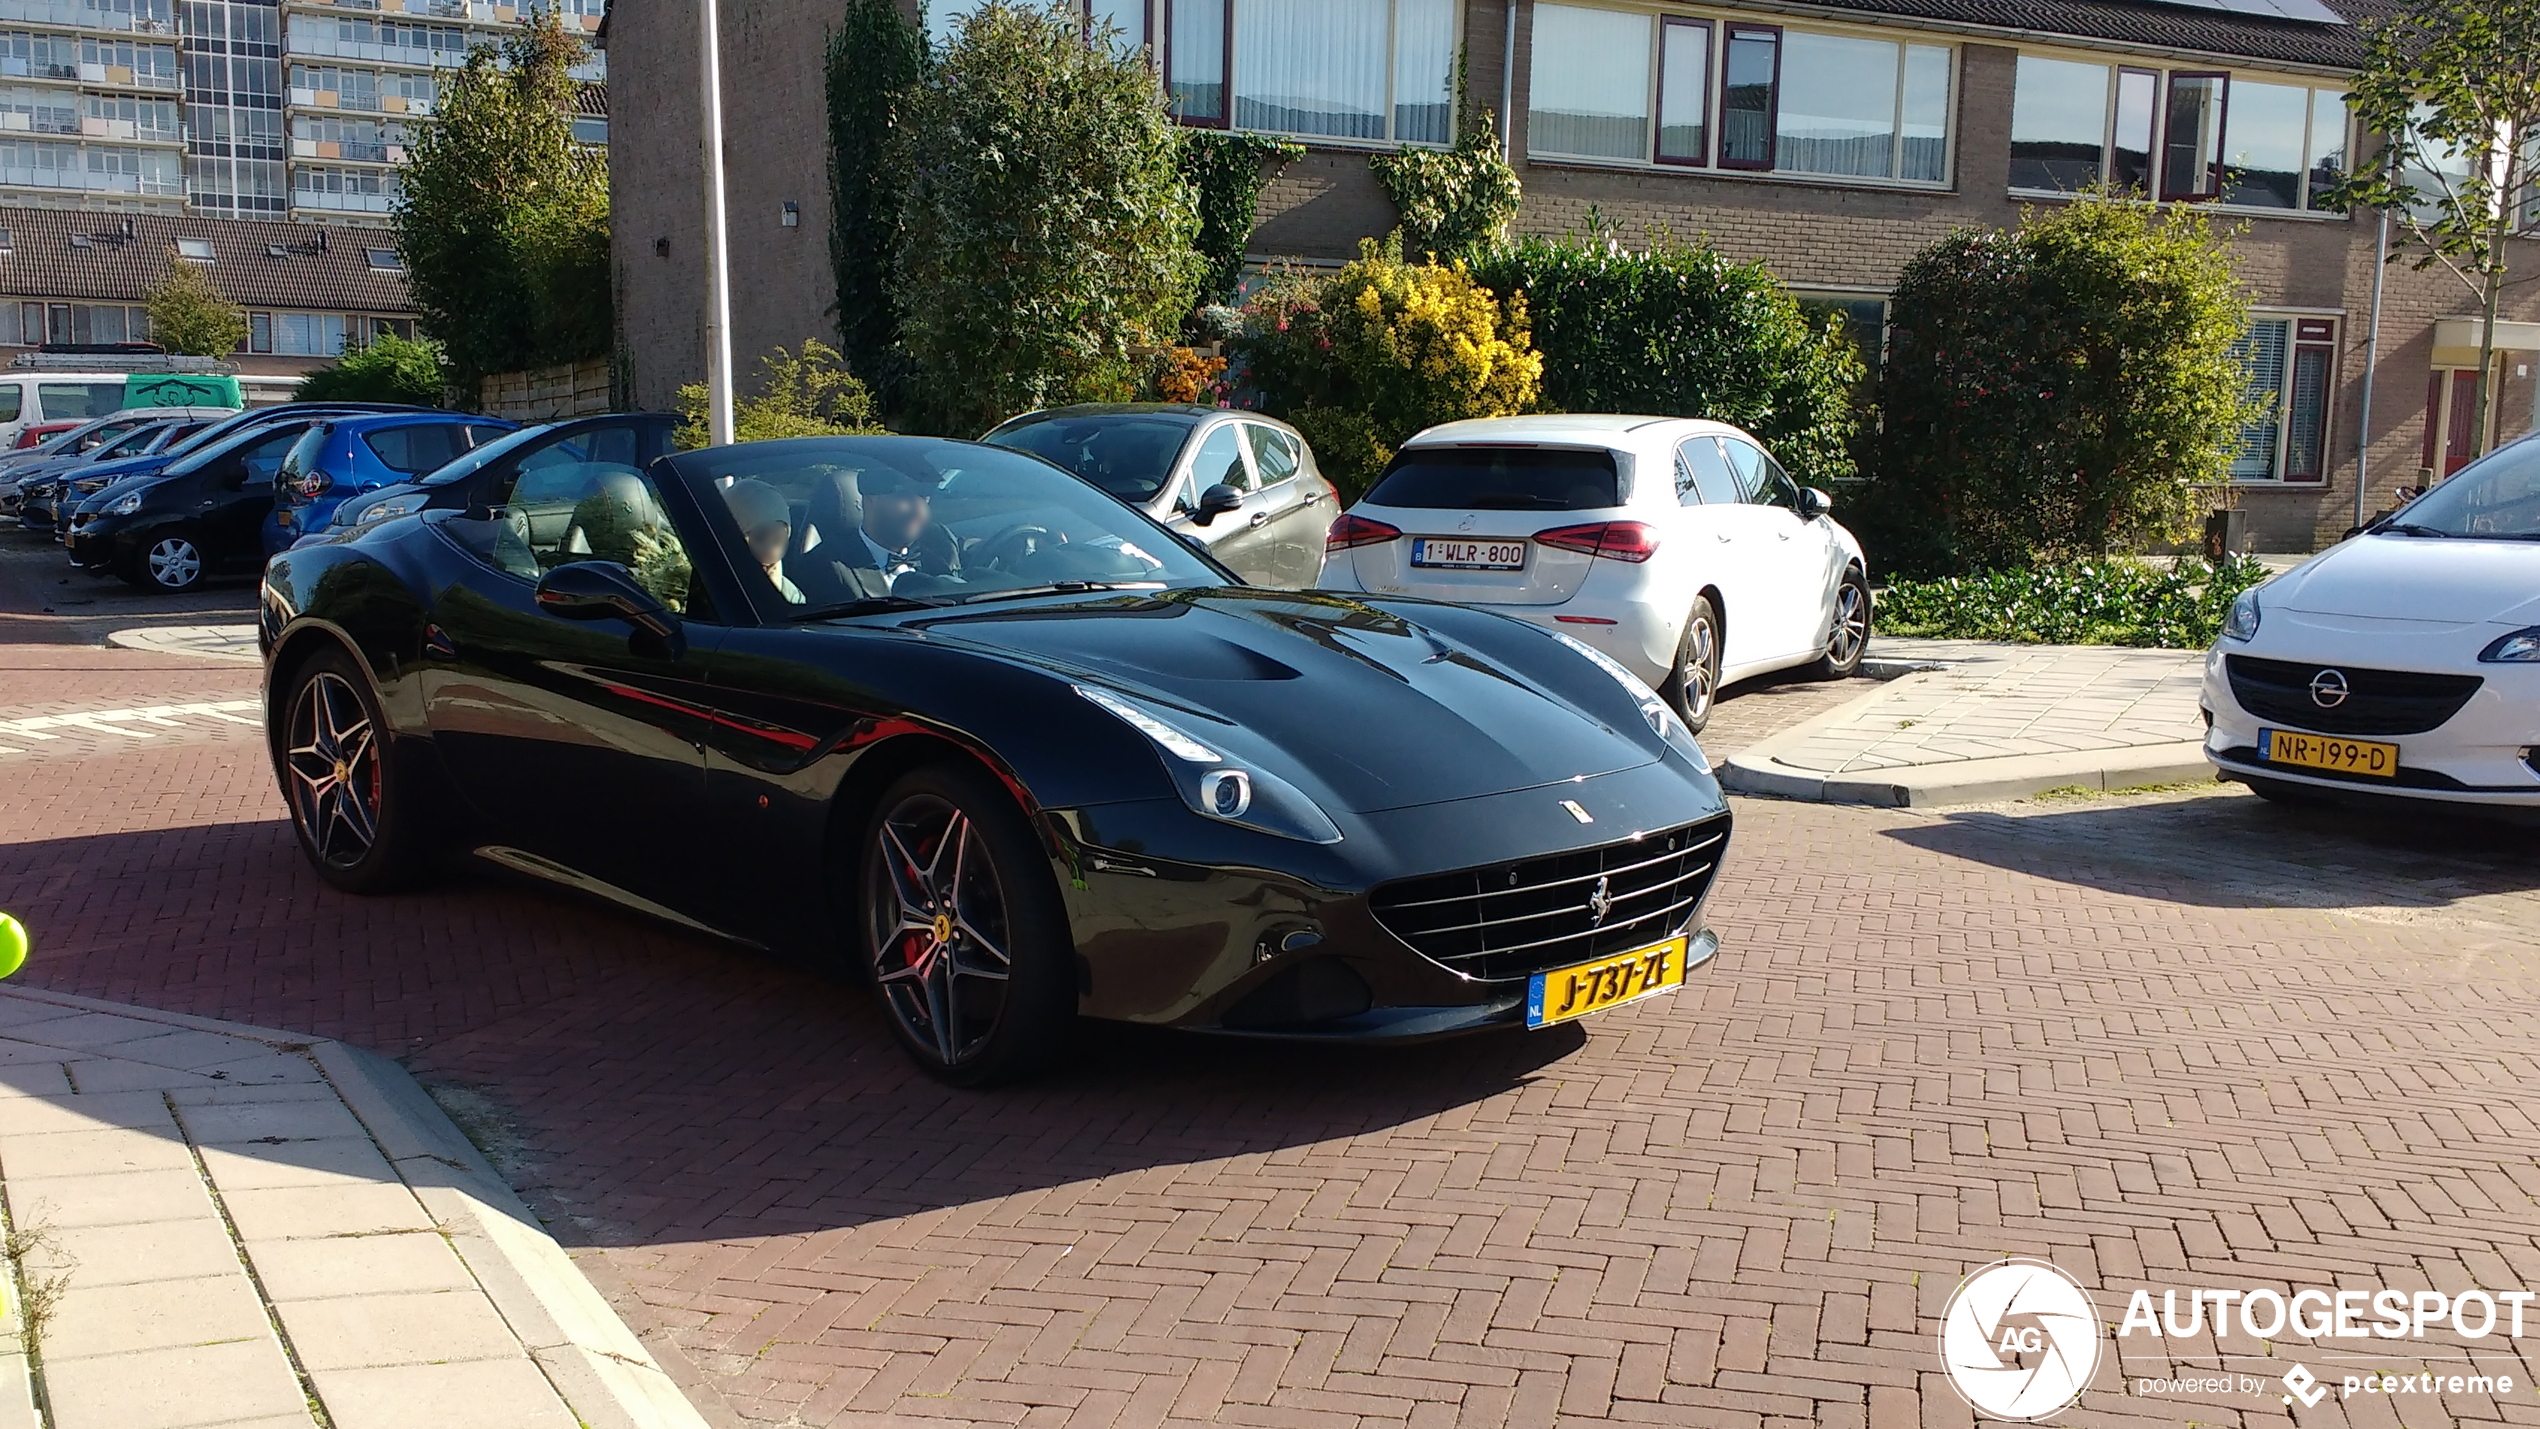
[2444,369,2484,476]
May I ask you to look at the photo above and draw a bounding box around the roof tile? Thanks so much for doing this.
[0,206,414,313]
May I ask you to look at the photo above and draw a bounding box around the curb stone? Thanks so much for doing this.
[1718,672,2217,807]
[0,986,714,1429]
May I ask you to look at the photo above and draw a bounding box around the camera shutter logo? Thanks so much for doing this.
[1938,1258,2102,1421]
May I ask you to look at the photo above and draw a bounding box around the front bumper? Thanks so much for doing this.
[1050,754,1732,1037]
[2201,639,2540,807]
[64,520,130,573]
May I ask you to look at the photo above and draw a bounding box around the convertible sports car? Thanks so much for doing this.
[260,436,1734,1082]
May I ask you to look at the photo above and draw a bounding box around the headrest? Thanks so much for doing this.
[722,477,791,531]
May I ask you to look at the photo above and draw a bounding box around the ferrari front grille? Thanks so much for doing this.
[1368,816,1728,982]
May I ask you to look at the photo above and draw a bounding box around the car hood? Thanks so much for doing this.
[2270,534,2540,626]
[917,589,1661,814]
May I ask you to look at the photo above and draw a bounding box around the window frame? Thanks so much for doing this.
[2159,70,2228,202]
[1161,0,1458,146]
[1653,15,1713,168]
[1715,22,1781,173]
[2009,52,2349,218]
[2228,312,2340,485]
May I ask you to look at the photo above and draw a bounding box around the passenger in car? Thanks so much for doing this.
[724,477,805,604]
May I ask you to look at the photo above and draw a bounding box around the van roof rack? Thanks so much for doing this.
[9,350,237,373]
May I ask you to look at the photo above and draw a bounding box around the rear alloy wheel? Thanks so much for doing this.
[1811,568,1872,679]
[133,532,206,593]
[277,649,426,894]
[1663,595,1722,735]
[861,763,1073,1086]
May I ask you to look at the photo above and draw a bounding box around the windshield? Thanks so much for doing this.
[672,436,1224,619]
[985,413,1197,504]
[2387,438,2540,539]
[414,421,555,486]
[164,417,315,477]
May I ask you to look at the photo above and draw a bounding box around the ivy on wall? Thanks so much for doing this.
[1369,112,1521,265]
[1177,131,1304,307]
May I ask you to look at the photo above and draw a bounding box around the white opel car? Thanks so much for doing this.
[1317,415,1869,731]
[2205,432,2540,812]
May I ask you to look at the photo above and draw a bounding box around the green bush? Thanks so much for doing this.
[1877,556,2268,648]
[1466,233,1862,492]
[293,334,448,406]
[675,339,883,449]
[1863,190,2258,578]
[1233,237,1543,500]
[823,0,925,407]
[889,1,1202,435]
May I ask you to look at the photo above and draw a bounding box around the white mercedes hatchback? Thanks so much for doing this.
[1317,415,1870,731]
[2205,432,2540,812]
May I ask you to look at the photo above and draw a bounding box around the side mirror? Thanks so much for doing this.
[1191,482,1243,527]
[1799,487,1834,519]
[535,560,685,655]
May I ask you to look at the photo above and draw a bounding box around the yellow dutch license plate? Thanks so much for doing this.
[2260,728,2398,778]
[1527,935,1690,1029]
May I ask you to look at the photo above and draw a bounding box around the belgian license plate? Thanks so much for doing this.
[2260,728,2398,778]
[1412,538,1527,570]
[1527,935,1690,1029]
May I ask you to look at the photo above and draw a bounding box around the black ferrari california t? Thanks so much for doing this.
[259,435,1734,1082]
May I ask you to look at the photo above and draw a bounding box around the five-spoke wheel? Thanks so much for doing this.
[1666,595,1722,734]
[861,763,1071,1085]
[274,649,425,893]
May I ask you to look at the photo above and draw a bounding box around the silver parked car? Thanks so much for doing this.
[982,403,1337,588]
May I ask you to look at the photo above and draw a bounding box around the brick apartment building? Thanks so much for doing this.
[610,0,2540,552]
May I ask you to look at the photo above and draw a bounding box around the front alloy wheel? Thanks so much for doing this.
[143,534,204,592]
[275,650,425,894]
[1813,569,1871,679]
[862,764,1071,1085]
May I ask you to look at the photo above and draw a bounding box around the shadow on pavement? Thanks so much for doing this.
[1881,786,2540,910]
[0,816,1594,1256]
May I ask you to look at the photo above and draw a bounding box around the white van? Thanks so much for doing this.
[0,373,140,447]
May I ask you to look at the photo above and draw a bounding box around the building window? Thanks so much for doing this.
[364,245,401,271]
[247,310,348,356]
[2012,58,2346,212]
[570,114,604,145]
[175,235,212,260]
[1529,8,1947,185]
[6,301,152,346]
[1145,0,1453,143]
[0,31,80,80]
[2230,315,2336,482]
[1528,3,1649,160]
[0,85,80,134]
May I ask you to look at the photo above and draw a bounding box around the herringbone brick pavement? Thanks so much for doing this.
[5,646,2540,1429]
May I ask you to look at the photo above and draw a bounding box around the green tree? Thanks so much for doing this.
[1468,231,1861,491]
[293,334,449,405]
[1235,237,1543,499]
[824,0,926,405]
[393,12,609,387]
[1370,113,1522,265]
[2337,0,2540,460]
[145,259,247,357]
[1865,190,2259,576]
[675,339,884,448]
[889,1,1203,434]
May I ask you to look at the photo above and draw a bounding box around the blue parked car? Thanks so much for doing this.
[268,411,515,555]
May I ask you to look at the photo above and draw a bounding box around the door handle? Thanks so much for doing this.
[1248,510,1269,528]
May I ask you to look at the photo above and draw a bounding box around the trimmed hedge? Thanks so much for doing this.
[1466,234,1862,492]
[1877,557,2268,648]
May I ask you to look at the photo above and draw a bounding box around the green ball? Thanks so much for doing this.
[0,914,25,980]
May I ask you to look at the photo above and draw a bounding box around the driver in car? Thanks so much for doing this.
[857,467,960,586]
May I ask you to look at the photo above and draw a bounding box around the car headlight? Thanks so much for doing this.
[103,492,142,516]
[1551,630,1685,742]
[2480,626,2540,663]
[349,494,422,528]
[1076,684,1342,844]
[2222,588,2261,642]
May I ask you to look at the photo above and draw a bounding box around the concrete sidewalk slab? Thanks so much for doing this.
[0,987,710,1429]
[1719,638,2214,805]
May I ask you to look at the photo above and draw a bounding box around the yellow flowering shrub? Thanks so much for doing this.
[1234,237,1542,499]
